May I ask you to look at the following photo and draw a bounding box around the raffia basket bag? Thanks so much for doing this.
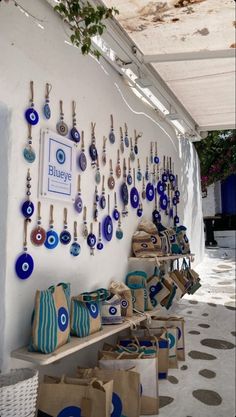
[0,368,38,417]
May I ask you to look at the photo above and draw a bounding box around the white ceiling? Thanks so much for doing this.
[103,0,236,130]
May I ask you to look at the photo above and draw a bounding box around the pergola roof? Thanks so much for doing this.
[103,0,235,131]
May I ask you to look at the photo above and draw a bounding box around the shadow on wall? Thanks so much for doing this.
[0,102,10,371]
[178,139,204,264]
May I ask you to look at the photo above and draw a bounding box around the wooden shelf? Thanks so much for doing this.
[11,314,146,366]
[129,254,195,262]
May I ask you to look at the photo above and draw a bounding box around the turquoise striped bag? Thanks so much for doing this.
[29,282,70,354]
[71,289,109,338]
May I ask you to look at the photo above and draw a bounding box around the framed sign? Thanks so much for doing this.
[39,129,76,202]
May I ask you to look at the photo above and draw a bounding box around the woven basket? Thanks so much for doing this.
[0,368,39,417]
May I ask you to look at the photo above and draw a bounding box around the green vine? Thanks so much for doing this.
[55,0,119,58]
[194,130,236,191]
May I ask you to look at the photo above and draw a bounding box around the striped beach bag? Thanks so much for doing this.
[29,283,70,354]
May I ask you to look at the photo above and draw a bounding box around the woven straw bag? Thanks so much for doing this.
[0,368,39,417]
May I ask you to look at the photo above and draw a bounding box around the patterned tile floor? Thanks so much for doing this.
[143,248,236,417]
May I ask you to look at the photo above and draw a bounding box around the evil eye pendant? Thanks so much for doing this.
[116,229,123,240]
[15,253,34,280]
[56,121,68,137]
[23,147,36,163]
[109,130,115,144]
[25,108,39,125]
[43,103,51,120]
[60,230,71,245]
[21,201,35,218]
[70,127,80,143]
[70,242,81,256]
[97,241,104,250]
[154,156,160,164]
[44,230,59,249]
[124,135,129,147]
[113,209,120,221]
[137,207,143,217]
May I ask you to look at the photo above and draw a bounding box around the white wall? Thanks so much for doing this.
[0,0,204,372]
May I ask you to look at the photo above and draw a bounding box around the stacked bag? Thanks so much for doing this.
[132,217,191,258]
[37,314,186,416]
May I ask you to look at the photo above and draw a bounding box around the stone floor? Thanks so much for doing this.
[144,248,236,417]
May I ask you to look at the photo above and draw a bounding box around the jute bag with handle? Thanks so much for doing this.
[119,327,169,380]
[149,316,185,360]
[99,348,159,415]
[37,375,113,417]
[77,367,141,417]
[148,320,178,368]
[109,281,133,318]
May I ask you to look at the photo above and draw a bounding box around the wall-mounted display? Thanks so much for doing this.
[60,208,71,245]
[43,82,52,120]
[74,175,83,214]
[109,114,115,144]
[23,124,36,163]
[115,149,121,178]
[70,100,81,143]
[21,169,34,219]
[130,168,139,209]
[120,127,124,154]
[100,175,106,210]
[89,122,98,167]
[15,219,34,280]
[95,156,101,185]
[124,123,129,148]
[44,204,59,250]
[97,222,104,251]
[102,136,107,166]
[112,192,120,221]
[103,194,113,242]
[87,223,96,255]
[56,100,68,136]
[70,221,81,256]
[108,159,115,190]
[130,138,135,161]
[30,201,46,246]
[82,206,88,239]
[25,81,39,126]
[40,130,76,202]
[77,131,87,171]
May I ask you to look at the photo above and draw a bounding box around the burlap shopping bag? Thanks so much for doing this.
[132,230,157,258]
[99,349,159,415]
[126,271,153,312]
[147,267,170,308]
[71,289,109,337]
[109,281,133,317]
[29,283,70,354]
[77,367,141,417]
[148,320,178,368]
[119,327,169,380]
[175,225,190,254]
[37,376,113,417]
[160,277,177,310]
[152,316,185,361]
[137,218,163,255]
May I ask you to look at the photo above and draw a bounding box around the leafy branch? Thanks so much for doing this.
[55,0,119,58]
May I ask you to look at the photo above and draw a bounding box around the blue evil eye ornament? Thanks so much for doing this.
[146,183,155,201]
[44,230,59,249]
[23,146,36,163]
[43,103,51,120]
[124,134,129,147]
[74,196,83,213]
[116,228,123,240]
[134,144,138,154]
[21,201,34,218]
[120,183,129,205]
[60,230,71,245]
[70,241,81,256]
[25,108,39,125]
[111,393,123,417]
[174,215,180,225]
[154,155,160,164]
[58,307,69,332]
[152,210,161,223]
[130,188,139,209]
[127,173,132,186]
[109,306,117,315]
[103,216,113,242]
[109,130,115,144]
[160,194,168,210]
[78,151,87,171]
[169,172,175,182]
[113,208,120,221]
[175,189,180,198]
[137,206,143,217]
[87,233,96,247]
[157,181,165,195]
[15,252,34,280]
[137,171,142,182]
[71,127,80,143]
[89,143,98,161]
[86,302,99,318]
[57,406,81,417]
[97,241,104,250]
[172,196,178,206]
[162,172,168,183]
[100,195,106,210]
